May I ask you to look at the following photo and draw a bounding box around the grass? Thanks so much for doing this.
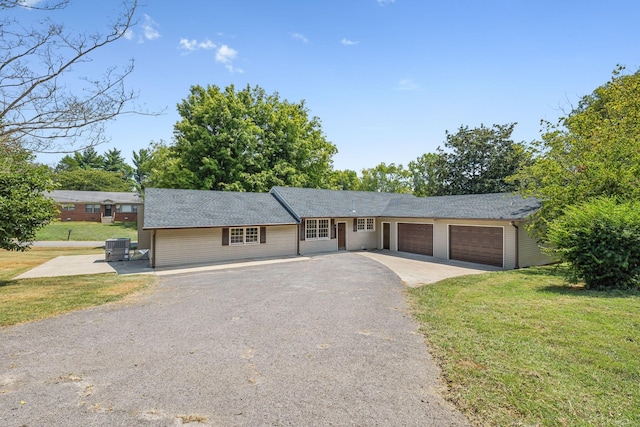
[407,266,640,427]
[0,247,155,327]
[35,221,138,241]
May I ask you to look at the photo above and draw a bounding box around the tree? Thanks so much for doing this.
[408,152,447,197]
[329,169,361,190]
[103,148,133,180]
[0,0,138,153]
[359,162,411,193]
[436,123,531,195]
[0,143,57,251]
[512,66,640,239]
[132,147,152,191]
[55,169,133,192]
[156,84,337,192]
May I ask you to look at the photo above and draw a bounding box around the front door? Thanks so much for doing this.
[104,204,112,217]
[383,223,390,249]
[338,222,346,250]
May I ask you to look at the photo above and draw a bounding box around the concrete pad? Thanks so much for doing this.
[13,253,310,280]
[358,250,501,287]
[15,254,116,279]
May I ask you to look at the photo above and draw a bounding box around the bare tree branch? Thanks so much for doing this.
[0,0,156,153]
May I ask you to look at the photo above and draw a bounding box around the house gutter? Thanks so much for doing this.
[510,221,520,269]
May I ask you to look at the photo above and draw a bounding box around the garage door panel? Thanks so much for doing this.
[449,225,503,267]
[398,223,433,256]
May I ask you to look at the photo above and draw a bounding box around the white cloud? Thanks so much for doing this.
[377,0,396,5]
[341,38,359,46]
[215,44,243,74]
[292,33,309,43]
[215,45,237,64]
[142,14,160,41]
[123,29,134,40]
[179,38,216,52]
[397,79,419,91]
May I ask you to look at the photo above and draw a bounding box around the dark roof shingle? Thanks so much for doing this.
[143,188,298,229]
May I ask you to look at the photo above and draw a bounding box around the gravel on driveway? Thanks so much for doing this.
[0,253,470,427]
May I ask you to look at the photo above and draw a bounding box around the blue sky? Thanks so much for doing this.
[30,0,640,172]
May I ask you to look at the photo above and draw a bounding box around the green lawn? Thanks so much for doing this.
[0,247,155,327]
[35,221,138,241]
[407,266,640,427]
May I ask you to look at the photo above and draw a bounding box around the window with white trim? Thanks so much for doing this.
[85,204,100,213]
[357,217,375,232]
[230,227,259,245]
[306,218,330,240]
[116,204,138,213]
[61,204,75,211]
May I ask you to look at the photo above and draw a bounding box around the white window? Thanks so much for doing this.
[245,227,259,244]
[306,219,329,240]
[85,204,100,213]
[357,217,375,232]
[230,227,259,245]
[318,219,329,239]
[116,204,137,213]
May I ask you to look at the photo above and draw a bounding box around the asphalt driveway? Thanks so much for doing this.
[1,253,470,426]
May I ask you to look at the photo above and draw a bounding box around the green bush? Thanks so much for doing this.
[546,197,640,289]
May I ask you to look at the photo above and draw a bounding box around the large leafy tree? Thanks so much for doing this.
[154,84,338,192]
[408,152,447,197]
[359,162,411,193]
[512,66,640,239]
[0,0,139,153]
[55,169,133,192]
[437,123,531,195]
[0,142,57,251]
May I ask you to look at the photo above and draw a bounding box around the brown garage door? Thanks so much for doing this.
[449,225,503,267]
[398,223,433,256]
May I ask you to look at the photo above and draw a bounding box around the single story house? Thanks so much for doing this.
[140,187,551,270]
[48,190,142,223]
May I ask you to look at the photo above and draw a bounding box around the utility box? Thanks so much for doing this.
[105,238,131,262]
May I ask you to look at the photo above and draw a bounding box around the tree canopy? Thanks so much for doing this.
[512,66,640,238]
[53,148,133,191]
[0,143,57,250]
[149,84,337,192]
[436,123,531,195]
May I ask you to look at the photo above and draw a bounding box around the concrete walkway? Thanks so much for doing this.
[15,249,499,286]
[358,250,501,287]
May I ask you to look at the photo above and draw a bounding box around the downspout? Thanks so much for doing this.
[510,221,520,269]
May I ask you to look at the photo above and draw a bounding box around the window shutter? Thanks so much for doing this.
[260,226,266,244]
[330,219,336,239]
[353,218,358,232]
[300,219,306,241]
[222,228,229,246]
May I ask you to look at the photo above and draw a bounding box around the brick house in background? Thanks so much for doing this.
[48,190,142,223]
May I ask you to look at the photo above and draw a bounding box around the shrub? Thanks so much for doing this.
[546,197,640,289]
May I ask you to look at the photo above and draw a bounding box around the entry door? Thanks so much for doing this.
[383,223,390,249]
[338,222,346,250]
[104,204,112,216]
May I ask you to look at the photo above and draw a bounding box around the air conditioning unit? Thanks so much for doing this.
[105,238,131,262]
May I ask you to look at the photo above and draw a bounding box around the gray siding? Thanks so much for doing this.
[137,205,151,250]
[153,225,297,268]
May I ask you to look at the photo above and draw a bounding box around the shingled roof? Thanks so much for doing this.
[271,186,539,221]
[48,190,142,205]
[143,188,298,229]
[269,186,415,220]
